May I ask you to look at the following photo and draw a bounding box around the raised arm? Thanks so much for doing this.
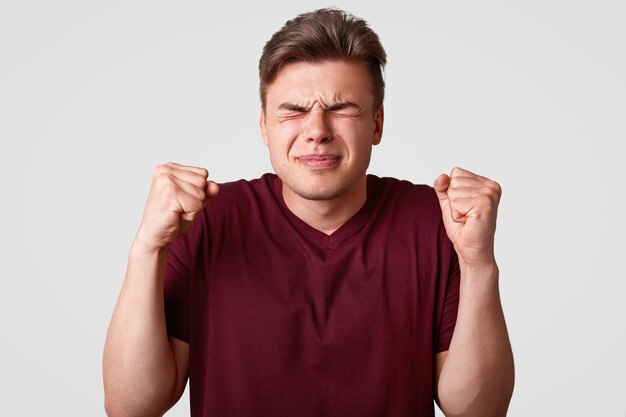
[433,167,514,416]
[103,163,219,417]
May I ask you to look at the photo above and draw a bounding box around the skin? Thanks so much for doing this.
[433,168,515,416]
[260,60,383,234]
[103,59,514,416]
[103,163,217,416]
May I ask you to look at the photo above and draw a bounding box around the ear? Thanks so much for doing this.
[259,109,269,146]
[372,105,384,146]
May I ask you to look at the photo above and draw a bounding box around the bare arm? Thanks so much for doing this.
[433,168,514,416]
[103,246,189,417]
[435,265,514,416]
[103,163,219,417]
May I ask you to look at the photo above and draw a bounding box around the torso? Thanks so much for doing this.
[164,173,460,417]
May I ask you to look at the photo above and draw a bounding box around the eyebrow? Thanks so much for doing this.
[277,103,308,112]
[276,101,360,112]
[326,102,359,111]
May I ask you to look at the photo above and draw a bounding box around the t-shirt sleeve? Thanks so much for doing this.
[434,222,461,353]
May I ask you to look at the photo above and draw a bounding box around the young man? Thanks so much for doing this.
[103,8,514,417]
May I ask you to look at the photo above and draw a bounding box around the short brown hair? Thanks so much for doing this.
[259,8,387,111]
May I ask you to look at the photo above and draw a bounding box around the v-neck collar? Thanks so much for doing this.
[271,175,378,250]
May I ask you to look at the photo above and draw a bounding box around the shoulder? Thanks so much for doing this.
[368,174,440,215]
[206,173,277,208]
[198,174,280,229]
[365,175,451,256]
[213,173,275,196]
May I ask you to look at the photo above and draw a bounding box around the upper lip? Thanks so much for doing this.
[296,154,340,161]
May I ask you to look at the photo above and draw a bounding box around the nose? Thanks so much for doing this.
[304,109,333,144]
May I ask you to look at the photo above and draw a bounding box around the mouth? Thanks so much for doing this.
[296,154,341,169]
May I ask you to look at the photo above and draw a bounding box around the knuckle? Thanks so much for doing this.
[490,180,502,195]
[478,194,491,205]
[446,187,459,199]
[485,183,501,200]
[477,193,497,209]
[197,189,207,201]
[180,212,194,222]
[187,187,204,202]
[160,181,178,197]
[193,177,208,189]
[154,164,172,177]
[186,198,204,213]
[154,172,172,187]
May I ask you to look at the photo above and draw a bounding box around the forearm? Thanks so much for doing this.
[437,263,514,417]
[103,243,180,417]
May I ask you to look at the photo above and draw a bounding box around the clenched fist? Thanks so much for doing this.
[434,167,502,270]
[134,163,219,252]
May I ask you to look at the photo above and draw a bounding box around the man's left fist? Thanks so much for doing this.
[434,167,502,269]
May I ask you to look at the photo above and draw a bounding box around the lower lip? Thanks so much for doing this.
[296,157,340,169]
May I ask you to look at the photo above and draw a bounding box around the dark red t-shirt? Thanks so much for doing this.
[164,173,459,417]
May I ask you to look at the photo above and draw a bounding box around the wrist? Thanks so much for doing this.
[130,233,171,259]
[459,261,499,289]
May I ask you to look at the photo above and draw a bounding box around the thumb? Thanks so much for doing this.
[205,180,220,199]
[433,173,460,241]
[433,173,451,204]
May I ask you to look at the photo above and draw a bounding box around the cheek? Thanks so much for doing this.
[341,122,375,149]
[276,122,304,152]
[266,125,297,160]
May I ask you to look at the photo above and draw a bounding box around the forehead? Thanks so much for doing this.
[265,60,374,106]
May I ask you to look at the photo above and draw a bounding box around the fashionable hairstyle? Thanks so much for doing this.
[259,8,387,111]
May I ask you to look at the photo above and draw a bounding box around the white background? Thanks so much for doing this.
[1,1,624,416]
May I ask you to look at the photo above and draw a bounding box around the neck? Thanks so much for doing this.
[282,177,367,235]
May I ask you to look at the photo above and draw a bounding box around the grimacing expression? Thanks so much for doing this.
[260,59,384,202]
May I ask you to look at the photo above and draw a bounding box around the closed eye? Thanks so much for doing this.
[326,102,361,117]
[274,102,362,119]
[276,103,308,118]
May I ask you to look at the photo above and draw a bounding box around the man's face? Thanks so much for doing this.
[260,59,383,203]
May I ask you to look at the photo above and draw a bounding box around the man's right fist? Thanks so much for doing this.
[134,163,219,252]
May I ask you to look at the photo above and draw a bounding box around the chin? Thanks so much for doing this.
[278,168,365,202]
[293,186,345,201]
[291,176,361,201]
